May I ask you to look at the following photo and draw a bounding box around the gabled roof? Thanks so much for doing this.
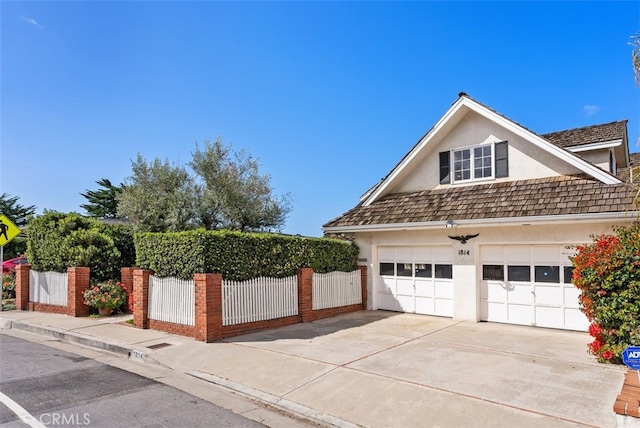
[324,176,637,231]
[361,94,622,207]
[542,121,628,148]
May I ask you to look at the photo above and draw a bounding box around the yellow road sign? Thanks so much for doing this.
[0,214,21,247]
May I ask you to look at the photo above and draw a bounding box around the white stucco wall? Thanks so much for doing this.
[353,219,632,323]
[577,148,611,173]
[393,112,584,194]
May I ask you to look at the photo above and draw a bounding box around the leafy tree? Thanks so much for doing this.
[117,139,292,233]
[116,155,195,232]
[631,32,640,86]
[0,193,36,259]
[80,178,123,218]
[189,138,292,232]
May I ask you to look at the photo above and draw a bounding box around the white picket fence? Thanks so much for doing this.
[29,271,68,306]
[148,275,195,326]
[312,270,362,310]
[223,276,298,326]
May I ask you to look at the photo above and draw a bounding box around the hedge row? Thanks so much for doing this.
[134,229,359,281]
[25,212,135,282]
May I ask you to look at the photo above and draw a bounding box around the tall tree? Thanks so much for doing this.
[0,193,35,226]
[80,178,123,218]
[189,138,292,232]
[0,193,36,258]
[116,154,195,232]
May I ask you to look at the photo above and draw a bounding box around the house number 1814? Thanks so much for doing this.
[458,249,470,256]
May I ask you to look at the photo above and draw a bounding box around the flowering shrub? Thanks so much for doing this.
[571,225,640,363]
[83,280,127,311]
[2,274,15,300]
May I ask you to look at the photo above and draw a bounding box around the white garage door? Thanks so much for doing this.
[480,245,588,331]
[377,246,453,317]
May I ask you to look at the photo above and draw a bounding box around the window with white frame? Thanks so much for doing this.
[440,141,508,185]
[453,144,492,182]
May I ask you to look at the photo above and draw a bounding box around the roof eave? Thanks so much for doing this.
[323,212,639,234]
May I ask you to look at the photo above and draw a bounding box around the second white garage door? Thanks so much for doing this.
[480,245,589,331]
[377,246,453,317]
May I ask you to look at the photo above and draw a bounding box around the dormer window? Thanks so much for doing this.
[440,141,508,184]
[453,145,493,182]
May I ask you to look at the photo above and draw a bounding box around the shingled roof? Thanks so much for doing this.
[324,176,637,229]
[541,121,628,148]
[617,152,640,183]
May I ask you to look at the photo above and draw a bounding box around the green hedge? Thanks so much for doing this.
[25,212,136,282]
[134,229,359,280]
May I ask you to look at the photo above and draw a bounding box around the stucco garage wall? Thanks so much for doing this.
[353,220,628,326]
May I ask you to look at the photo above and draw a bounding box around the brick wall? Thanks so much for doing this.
[16,265,90,316]
[120,267,135,313]
[614,369,640,419]
[132,266,368,342]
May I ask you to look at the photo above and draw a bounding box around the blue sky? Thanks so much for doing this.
[2,1,639,237]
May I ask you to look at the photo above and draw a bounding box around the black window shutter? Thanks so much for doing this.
[495,141,508,178]
[439,151,450,184]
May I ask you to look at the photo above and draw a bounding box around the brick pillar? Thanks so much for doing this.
[133,269,151,329]
[297,267,314,322]
[120,267,135,313]
[15,264,30,310]
[359,265,368,310]
[194,273,223,342]
[67,267,90,317]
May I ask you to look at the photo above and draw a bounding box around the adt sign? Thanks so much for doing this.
[622,346,640,370]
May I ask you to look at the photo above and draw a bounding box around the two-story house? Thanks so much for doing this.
[323,93,638,332]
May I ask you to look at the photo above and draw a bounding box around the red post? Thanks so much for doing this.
[120,267,135,313]
[359,265,368,310]
[194,273,223,342]
[297,267,314,322]
[67,267,90,317]
[14,264,30,310]
[133,269,151,329]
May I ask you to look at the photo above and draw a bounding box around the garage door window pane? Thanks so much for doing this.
[563,266,574,284]
[415,263,432,278]
[535,266,560,283]
[508,265,530,282]
[397,263,413,277]
[380,263,394,276]
[482,265,504,281]
[435,264,453,279]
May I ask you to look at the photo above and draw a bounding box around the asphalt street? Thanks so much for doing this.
[0,334,265,428]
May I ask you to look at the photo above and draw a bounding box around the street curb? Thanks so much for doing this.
[0,317,356,428]
[2,319,135,358]
[187,370,362,428]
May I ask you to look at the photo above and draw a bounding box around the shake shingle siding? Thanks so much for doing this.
[323,176,636,228]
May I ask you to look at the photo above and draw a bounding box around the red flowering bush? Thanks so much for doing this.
[571,225,640,363]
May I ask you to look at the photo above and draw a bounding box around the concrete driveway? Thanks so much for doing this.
[158,311,626,427]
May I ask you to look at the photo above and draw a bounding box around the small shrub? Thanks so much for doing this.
[83,280,128,311]
[2,274,15,300]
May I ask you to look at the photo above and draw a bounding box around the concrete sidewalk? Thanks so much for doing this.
[0,310,627,427]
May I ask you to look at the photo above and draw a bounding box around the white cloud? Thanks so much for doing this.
[22,17,44,29]
[583,105,599,117]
